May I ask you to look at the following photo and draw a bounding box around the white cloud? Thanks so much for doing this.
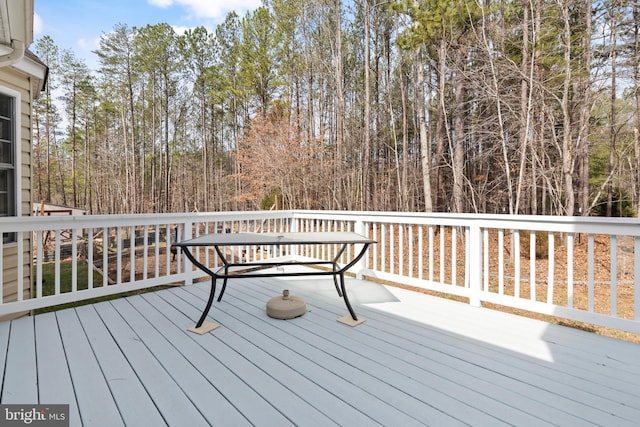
[148,0,262,20]
[77,36,101,50]
[171,25,191,36]
[33,12,43,35]
[148,0,173,7]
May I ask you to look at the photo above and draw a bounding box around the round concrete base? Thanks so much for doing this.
[266,290,306,319]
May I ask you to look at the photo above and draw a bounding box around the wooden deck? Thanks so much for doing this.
[1,272,639,426]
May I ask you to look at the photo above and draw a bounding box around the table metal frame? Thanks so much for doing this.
[173,232,374,329]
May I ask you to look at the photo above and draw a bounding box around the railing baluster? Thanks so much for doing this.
[530,231,536,302]
[55,230,61,295]
[547,231,554,304]
[116,226,122,284]
[389,224,395,276]
[588,233,595,313]
[165,224,171,276]
[635,236,640,320]
[17,232,23,301]
[72,229,78,293]
[372,224,378,272]
[154,225,160,278]
[439,225,445,284]
[567,233,574,308]
[36,230,43,298]
[399,224,404,277]
[143,226,149,281]
[103,227,108,287]
[514,229,520,298]
[88,227,94,289]
[483,228,489,292]
[428,225,434,282]
[130,225,135,283]
[464,227,469,287]
[408,225,414,278]
[381,223,386,273]
[418,225,423,280]
[498,229,504,294]
[610,235,617,317]
[452,226,457,287]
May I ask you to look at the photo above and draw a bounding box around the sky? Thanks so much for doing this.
[33,0,262,70]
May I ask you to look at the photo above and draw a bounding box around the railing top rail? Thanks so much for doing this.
[0,210,295,232]
[1,210,639,235]
[290,210,640,235]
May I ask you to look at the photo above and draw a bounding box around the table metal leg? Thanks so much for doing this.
[214,245,231,302]
[196,276,217,328]
[179,246,222,329]
[334,242,371,322]
[339,271,358,321]
[331,243,349,297]
[217,274,229,302]
[332,263,343,297]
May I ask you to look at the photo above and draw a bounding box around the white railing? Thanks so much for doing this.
[0,210,638,334]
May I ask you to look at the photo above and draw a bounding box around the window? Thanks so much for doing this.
[0,92,15,243]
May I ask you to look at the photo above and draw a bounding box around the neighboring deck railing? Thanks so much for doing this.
[0,211,638,334]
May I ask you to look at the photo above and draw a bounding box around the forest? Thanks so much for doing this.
[31,0,640,216]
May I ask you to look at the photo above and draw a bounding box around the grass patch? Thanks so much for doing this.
[38,260,103,295]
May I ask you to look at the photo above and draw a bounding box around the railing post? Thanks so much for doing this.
[182,220,194,286]
[353,220,367,279]
[468,221,482,307]
[290,214,299,258]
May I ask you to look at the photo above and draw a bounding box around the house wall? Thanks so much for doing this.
[0,65,33,318]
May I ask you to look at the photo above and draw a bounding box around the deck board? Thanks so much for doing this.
[220,281,548,426]
[161,288,376,426]
[88,301,209,427]
[354,285,640,422]
[3,316,37,403]
[55,308,125,427]
[318,279,640,424]
[1,274,639,426]
[73,304,167,426]
[115,294,276,426]
[34,313,82,425]
[237,282,580,425]
[174,286,433,427]
[197,284,510,426]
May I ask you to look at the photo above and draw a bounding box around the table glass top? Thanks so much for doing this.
[174,231,375,247]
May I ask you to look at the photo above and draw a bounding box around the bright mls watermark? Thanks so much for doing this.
[0,405,69,426]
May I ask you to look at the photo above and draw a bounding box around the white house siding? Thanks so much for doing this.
[0,66,33,316]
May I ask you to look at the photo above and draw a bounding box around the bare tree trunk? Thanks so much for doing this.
[560,0,575,216]
[415,45,433,212]
[435,38,447,211]
[334,0,344,209]
[151,73,157,212]
[531,0,543,215]
[398,39,409,211]
[634,1,640,215]
[577,0,592,216]
[516,0,533,214]
[608,4,618,216]
[363,0,371,210]
[452,46,466,213]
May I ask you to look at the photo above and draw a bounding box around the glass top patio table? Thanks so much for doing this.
[174,232,375,333]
